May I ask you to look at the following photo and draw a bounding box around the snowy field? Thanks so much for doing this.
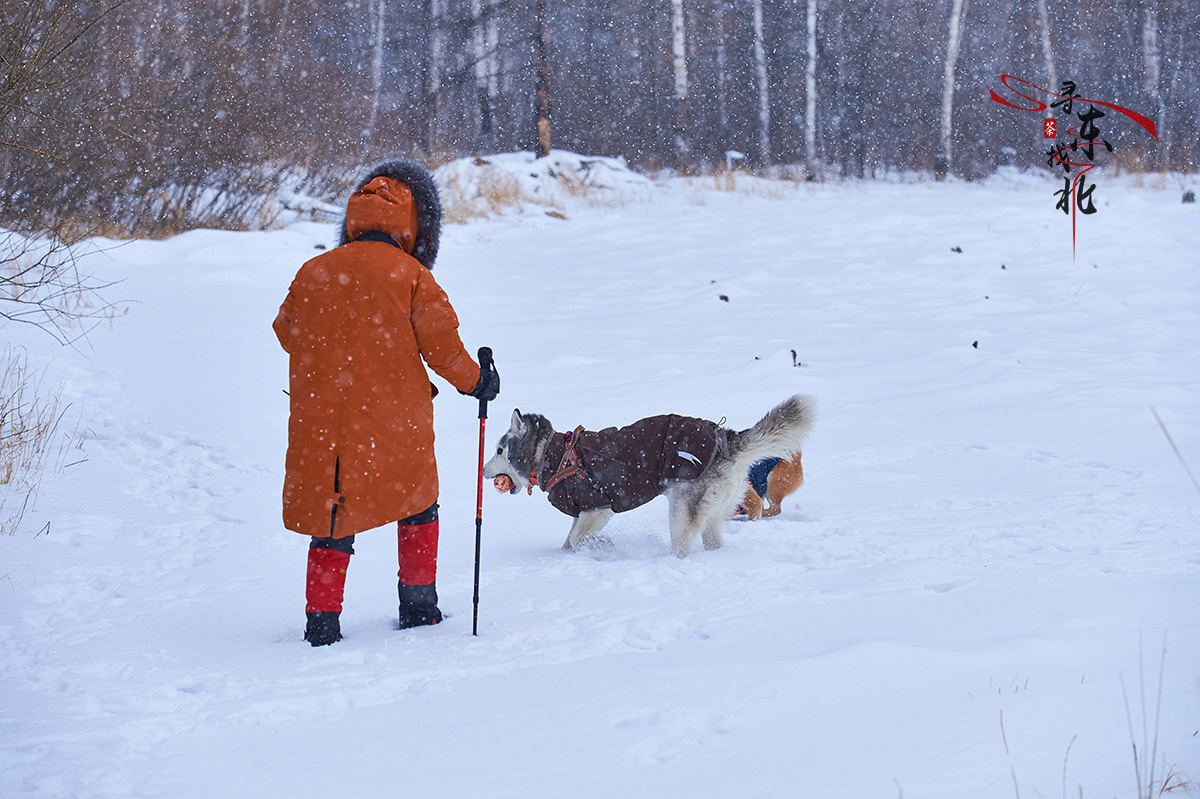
[2,159,1199,798]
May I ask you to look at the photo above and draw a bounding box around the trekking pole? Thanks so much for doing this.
[472,346,493,636]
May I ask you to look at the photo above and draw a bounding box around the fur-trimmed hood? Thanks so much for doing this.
[338,157,442,269]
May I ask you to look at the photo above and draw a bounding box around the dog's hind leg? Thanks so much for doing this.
[697,470,745,550]
[666,484,706,557]
[764,453,805,518]
[699,512,725,551]
[563,508,615,549]
[741,486,764,521]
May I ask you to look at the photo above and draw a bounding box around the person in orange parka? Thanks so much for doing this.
[274,157,499,647]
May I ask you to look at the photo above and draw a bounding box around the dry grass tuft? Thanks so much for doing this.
[713,168,740,192]
[0,347,82,535]
[440,164,533,224]
[707,168,800,199]
[555,171,593,199]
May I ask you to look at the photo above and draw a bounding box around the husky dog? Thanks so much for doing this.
[483,394,814,556]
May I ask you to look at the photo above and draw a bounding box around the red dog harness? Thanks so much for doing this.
[542,427,610,498]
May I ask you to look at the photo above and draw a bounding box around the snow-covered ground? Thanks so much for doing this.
[2,162,1198,798]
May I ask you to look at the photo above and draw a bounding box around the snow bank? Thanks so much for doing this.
[1,165,1198,799]
[436,150,654,220]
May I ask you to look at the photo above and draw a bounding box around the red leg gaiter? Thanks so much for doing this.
[397,520,439,586]
[305,548,351,613]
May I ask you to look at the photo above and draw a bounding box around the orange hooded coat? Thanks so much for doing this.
[274,167,480,538]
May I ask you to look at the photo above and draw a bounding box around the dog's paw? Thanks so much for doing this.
[565,533,615,554]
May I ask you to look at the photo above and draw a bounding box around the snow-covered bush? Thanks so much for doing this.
[436,151,654,221]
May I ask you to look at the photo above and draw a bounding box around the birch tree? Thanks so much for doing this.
[751,0,770,165]
[936,0,969,179]
[472,0,500,153]
[1141,2,1164,169]
[714,0,728,143]
[366,0,386,141]
[670,0,689,166]
[239,0,252,47]
[427,0,447,154]
[1161,28,1183,164]
[534,0,552,157]
[804,0,817,176]
[1035,0,1057,100]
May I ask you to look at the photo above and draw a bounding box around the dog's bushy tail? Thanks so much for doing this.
[727,394,815,473]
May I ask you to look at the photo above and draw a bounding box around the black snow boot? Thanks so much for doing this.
[397,582,443,629]
[304,611,343,646]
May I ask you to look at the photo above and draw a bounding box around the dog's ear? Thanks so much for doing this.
[510,408,525,433]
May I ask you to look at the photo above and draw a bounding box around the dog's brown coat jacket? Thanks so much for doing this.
[538,414,721,517]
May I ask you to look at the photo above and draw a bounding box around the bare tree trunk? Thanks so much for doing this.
[240,0,252,47]
[1035,0,1057,99]
[714,1,728,143]
[804,0,817,177]
[1163,30,1181,168]
[270,0,294,80]
[428,0,446,155]
[132,12,147,70]
[1034,0,1058,174]
[936,0,969,179]
[367,0,386,142]
[471,0,500,153]
[534,0,552,157]
[670,0,689,168]
[751,0,770,166]
[1142,3,1165,170]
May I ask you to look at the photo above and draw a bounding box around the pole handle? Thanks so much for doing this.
[477,346,493,420]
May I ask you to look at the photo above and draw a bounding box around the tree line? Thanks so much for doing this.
[2,0,1196,236]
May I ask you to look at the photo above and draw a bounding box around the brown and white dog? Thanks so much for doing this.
[483,395,814,556]
[738,451,805,520]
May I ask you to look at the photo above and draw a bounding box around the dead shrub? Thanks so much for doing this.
[0,347,81,535]
[0,224,118,343]
[440,163,531,223]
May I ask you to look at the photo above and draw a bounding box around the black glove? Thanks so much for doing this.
[468,358,500,401]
